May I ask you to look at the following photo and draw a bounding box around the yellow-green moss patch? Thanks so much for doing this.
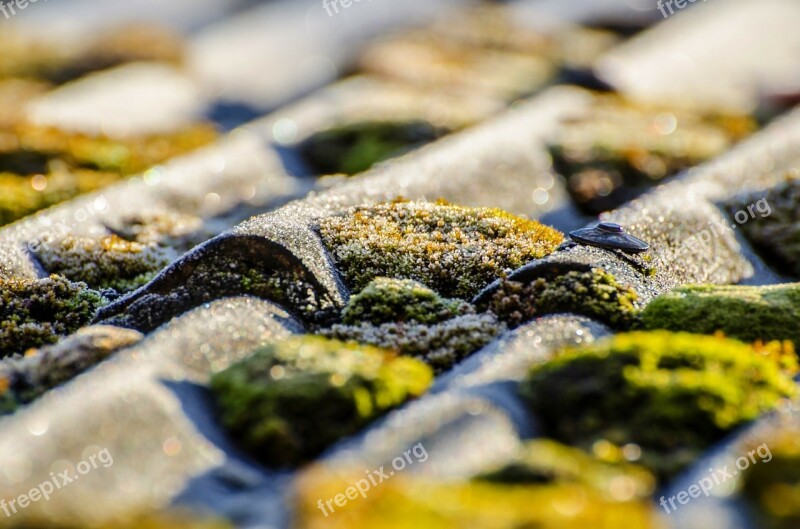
[295,468,660,529]
[211,336,432,467]
[318,199,563,299]
[342,278,471,325]
[520,331,796,477]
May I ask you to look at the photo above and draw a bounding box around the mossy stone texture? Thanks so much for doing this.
[319,199,564,299]
[485,268,639,329]
[35,235,176,293]
[640,283,800,346]
[0,275,107,358]
[211,336,433,467]
[341,277,470,326]
[325,278,501,372]
[520,331,796,477]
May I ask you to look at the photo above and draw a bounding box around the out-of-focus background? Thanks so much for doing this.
[3,1,800,529]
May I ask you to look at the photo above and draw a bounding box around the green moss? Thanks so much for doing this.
[519,331,796,477]
[742,428,800,529]
[0,275,107,358]
[640,283,800,346]
[324,314,502,374]
[35,235,176,293]
[342,278,471,325]
[322,278,502,372]
[477,439,655,499]
[730,179,800,277]
[549,94,755,213]
[485,268,638,329]
[319,199,564,299]
[299,121,447,176]
[211,336,432,467]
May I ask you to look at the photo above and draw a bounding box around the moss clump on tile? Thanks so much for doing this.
[342,278,471,325]
[477,439,655,500]
[549,93,756,213]
[211,336,433,467]
[741,428,800,529]
[729,179,800,277]
[0,275,107,358]
[35,235,177,293]
[324,314,503,374]
[294,471,660,529]
[640,283,800,346]
[486,268,638,329]
[299,120,447,176]
[520,331,796,477]
[323,278,502,372]
[0,325,142,414]
[319,199,564,299]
